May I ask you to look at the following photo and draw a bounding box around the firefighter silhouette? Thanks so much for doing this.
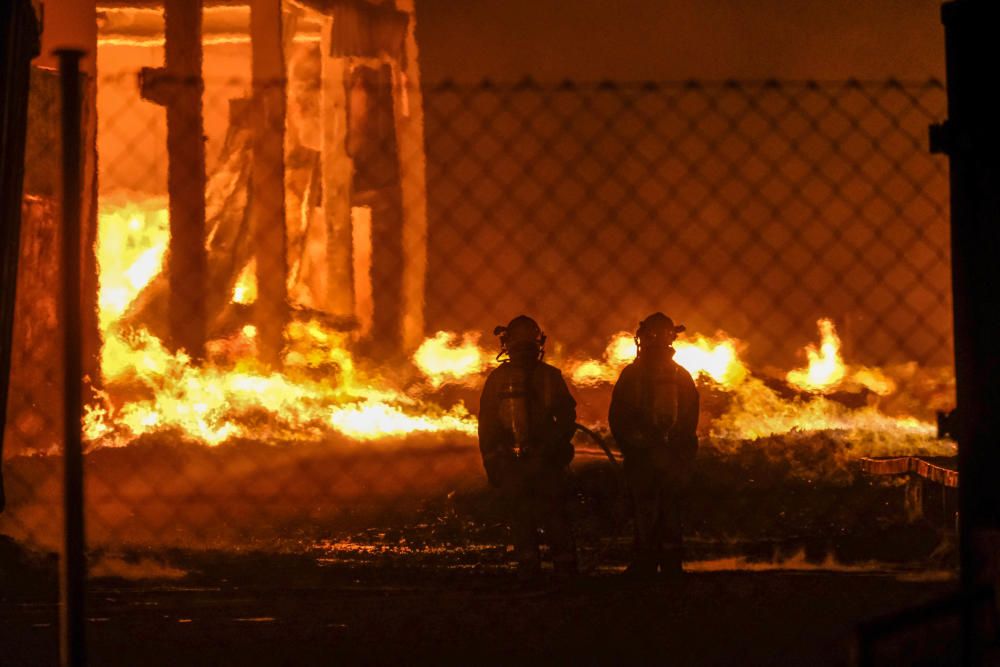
[478,315,578,581]
[609,312,700,577]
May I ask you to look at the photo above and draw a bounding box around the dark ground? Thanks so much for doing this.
[0,546,961,666]
[0,434,969,665]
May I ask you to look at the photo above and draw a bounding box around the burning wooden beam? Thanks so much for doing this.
[139,0,208,360]
[104,0,428,360]
[347,64,405,356]
[392,0,428,352]
[318,18,356,320]
[250,0,289,365]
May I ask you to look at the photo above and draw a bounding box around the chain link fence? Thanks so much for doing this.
[1,72,952,569]
[424,79,951,367]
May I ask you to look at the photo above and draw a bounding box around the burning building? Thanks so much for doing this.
[95,0,428,354]
[2,0,958,555]
[0,2,985,663]
[5,0,957,456]
[7,0,434,454]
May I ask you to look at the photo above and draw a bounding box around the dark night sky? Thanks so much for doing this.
[415,0,945,83]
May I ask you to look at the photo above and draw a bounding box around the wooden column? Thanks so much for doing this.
[349,65,404,357]
[151,0,208,359]
[393,0,429,352]
[250,0,289,365]
[319,20,355,318]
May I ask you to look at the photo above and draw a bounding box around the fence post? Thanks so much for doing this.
[0,0,40,514]
[934,0,1000,662]
[57,47,87,667]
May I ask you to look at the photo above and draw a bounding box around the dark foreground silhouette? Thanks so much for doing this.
[0,546,958,666]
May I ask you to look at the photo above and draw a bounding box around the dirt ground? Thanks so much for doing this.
[0,548,961,666]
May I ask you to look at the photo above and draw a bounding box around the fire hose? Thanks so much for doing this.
[573,423,630,574]
[574,422,619,467]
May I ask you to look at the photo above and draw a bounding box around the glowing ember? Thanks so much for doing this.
[412,331,489,388]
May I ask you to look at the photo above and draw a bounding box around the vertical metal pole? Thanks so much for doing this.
[934,0,1000,662]
[56,48,87,667]
[0,0,40,514]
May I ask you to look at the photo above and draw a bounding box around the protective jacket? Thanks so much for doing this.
[478,359,577,486]
[609,353,700,467]
[610,351,699,575]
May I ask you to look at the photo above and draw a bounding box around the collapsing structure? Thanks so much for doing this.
[101,0,428,359]
[6,0,428,454]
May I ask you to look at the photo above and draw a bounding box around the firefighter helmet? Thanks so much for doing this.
[635,312,685,354]
[493,315,546,361]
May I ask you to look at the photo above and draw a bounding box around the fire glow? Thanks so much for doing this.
[412,331,489,389]
[569,332,747,388]
[88,201,477,446]
[786,319,897,397]
[787,318,846,391]
[88,200,946,450]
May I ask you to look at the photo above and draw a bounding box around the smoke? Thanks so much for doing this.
[90,554,187,581]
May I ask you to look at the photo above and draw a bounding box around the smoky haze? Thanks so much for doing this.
[416,0,944,83]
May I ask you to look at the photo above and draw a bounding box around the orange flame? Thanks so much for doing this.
[786,318,846,392]
[412,331,489,388]
[569,331,747,387]
[711,377,936,441]
[786,319,897,397]
[96,199,169,330]
[232,259,257,305]
[90,199,943,450]
[674,334,748,386]
[89,200,476,446]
